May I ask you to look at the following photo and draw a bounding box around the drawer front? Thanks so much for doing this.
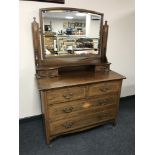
[49,109,116,135]
[46,86,86,104]
[88,81,120,97]
[48,94,118,121]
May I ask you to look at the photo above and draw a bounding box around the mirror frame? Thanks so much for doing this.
[39,7,104,66]
[32,7,108,68]
[40,7,103,60]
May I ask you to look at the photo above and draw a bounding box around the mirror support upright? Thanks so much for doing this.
[94,21,111,72]
[32,17,42,68]
[102,21,108,63]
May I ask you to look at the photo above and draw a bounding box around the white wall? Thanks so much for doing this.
[19,0,135,118]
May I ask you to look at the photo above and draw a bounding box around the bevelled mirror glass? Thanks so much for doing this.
[40,8,103,58]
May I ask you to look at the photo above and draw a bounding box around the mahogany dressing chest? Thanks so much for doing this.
[32,7,125,144]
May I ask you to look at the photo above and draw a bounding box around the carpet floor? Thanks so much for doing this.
[19,96,135,155]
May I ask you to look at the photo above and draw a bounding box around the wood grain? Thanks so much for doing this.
[39,73,124,144]
[49,109,116,135]
[88,80,120,97]
[37,70,125,90]
[48,94,118,121]
[47,86,86,104]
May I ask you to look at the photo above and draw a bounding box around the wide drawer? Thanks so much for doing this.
[49,109,116,136]
[48,94,118,121]
[88,81,120,97]
[46,86,86,104]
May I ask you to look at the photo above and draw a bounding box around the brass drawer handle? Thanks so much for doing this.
[62,122,74,129]
[63,93,73,99]
[63,107,73,113]
[99,87,109,92]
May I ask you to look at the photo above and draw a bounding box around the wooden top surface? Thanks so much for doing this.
[37,70,126,90]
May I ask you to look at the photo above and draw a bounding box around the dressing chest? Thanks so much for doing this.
[32,7,125,144]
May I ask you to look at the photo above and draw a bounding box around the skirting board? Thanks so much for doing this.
[19,95,135,124]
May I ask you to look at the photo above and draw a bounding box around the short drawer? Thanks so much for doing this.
[46,86,86,104]
[88,81,120,97]
[49,109,116,135]
[48,94,118,121]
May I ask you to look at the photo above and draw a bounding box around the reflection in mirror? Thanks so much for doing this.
[41,10,102,57]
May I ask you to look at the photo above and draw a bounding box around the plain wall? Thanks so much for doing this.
[19,0,135,119]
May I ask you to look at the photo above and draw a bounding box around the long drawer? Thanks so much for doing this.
[88,81,120,97]
[48,94,118,121]
[46,86,86,104]
[49,109,116,136]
